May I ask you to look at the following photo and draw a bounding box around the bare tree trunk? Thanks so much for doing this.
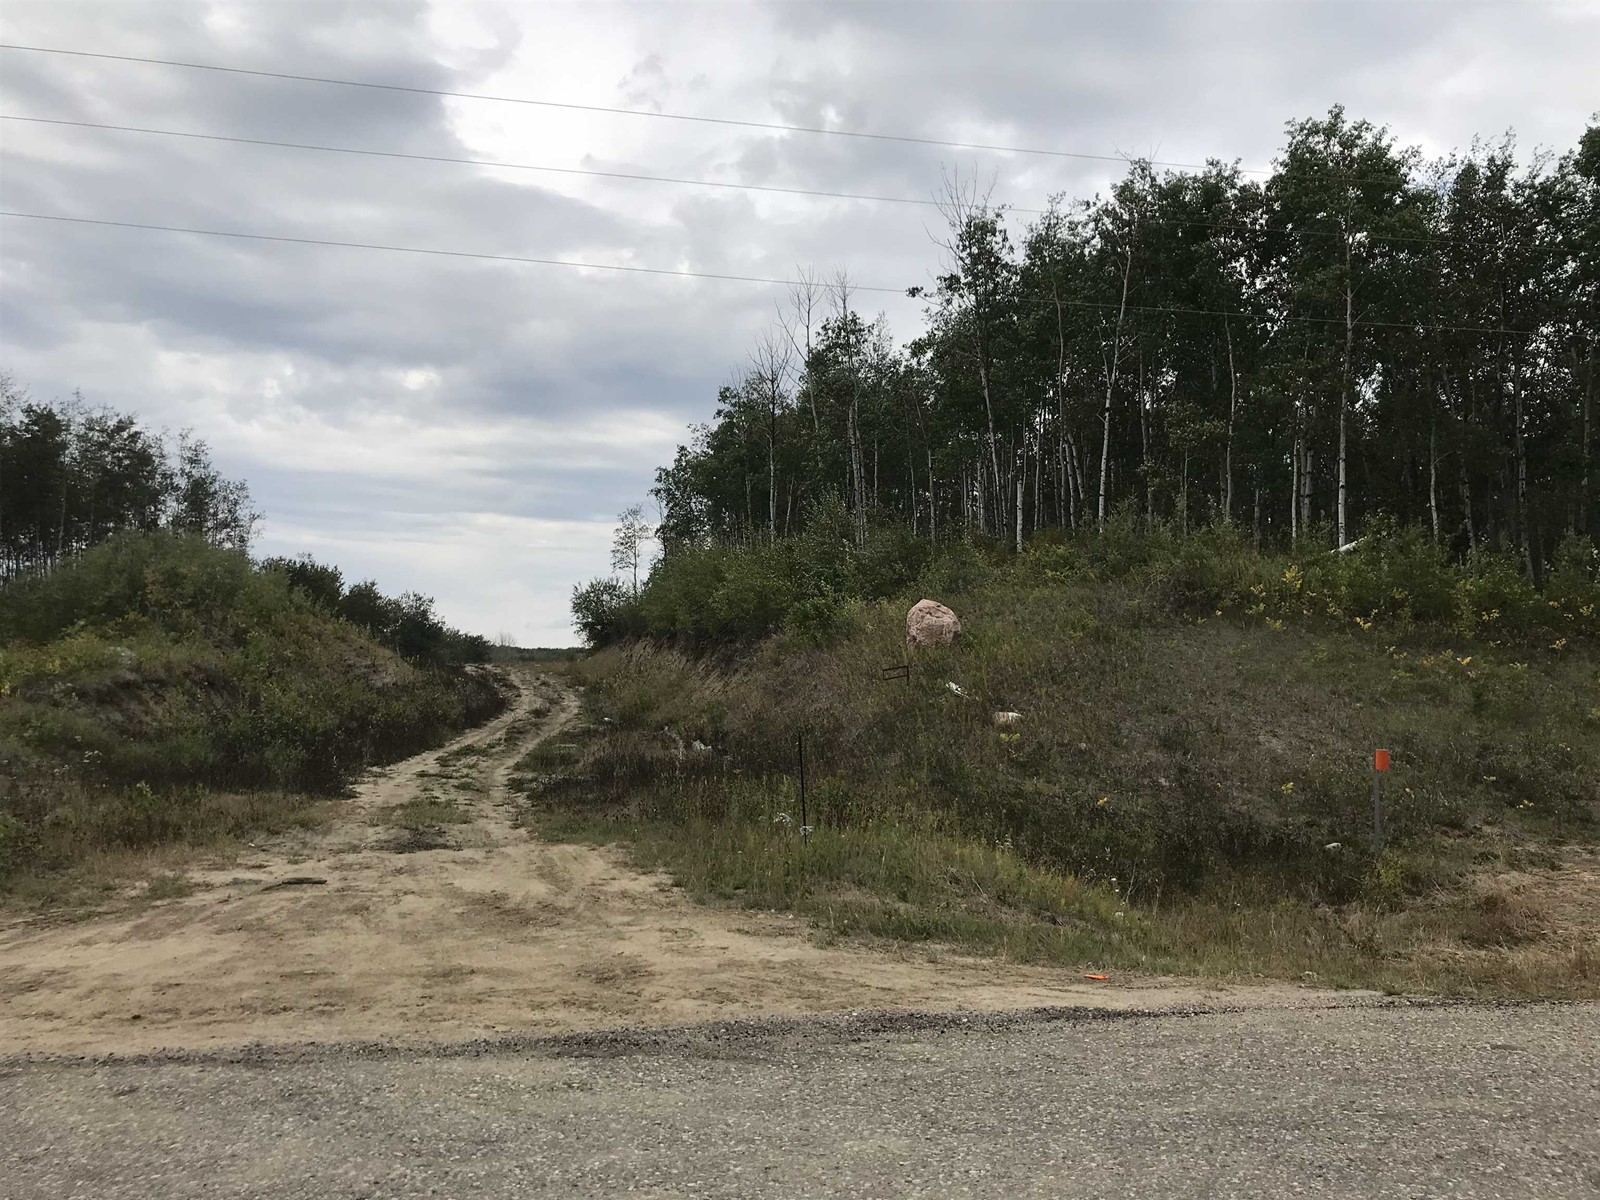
[1032,418,1041,534]
[1291,431,1301,542]
[1223,321,1237,522]
[1303,445,1314,534]
[1015,473,1023,553]
[1582,339,1595,535]
[1052,279,1069,531]
[1098,230,1136,528]
[1428,415,1440,542]
[1338,234,1353,547]
[977,355,1001,535]
[928,449,937,542]
[847,402,867,545]
[1138,352,1151,523]
[1252,472,1262,550]
[780,268,823,435]
[1180,449,1190,536]
[833,273,868,547]
[1066,429,1086,529]
[750,329,791,544]
[1514,370,1531,578]
[905,438,917,535]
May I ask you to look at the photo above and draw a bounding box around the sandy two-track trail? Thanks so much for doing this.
[0,668,1334,1056]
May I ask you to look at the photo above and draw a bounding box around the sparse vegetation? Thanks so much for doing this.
[380,796,470,829]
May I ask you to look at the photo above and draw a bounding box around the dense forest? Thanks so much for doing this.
[651,109,1599,579]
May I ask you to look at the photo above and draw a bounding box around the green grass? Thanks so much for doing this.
[0,533,506,899]
[524,568,1598,998]
[380,796,471,828]
[144,872,196,901]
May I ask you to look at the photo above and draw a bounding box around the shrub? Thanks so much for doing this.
[0,534,506,886]
[919,540,993,595]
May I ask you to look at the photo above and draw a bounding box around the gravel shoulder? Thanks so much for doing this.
[2,1000,1595,1198]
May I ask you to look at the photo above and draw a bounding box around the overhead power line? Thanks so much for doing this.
[0,113,1453,248]
[0,114,965,212]
[0,210,1532,335]
[0,41,1286,178]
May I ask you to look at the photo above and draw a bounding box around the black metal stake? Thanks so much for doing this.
[797,730,808,843]
[1371,770,1384,857]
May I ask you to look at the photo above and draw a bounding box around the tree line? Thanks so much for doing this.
[651,107,1599,581]
[1,374,488,665]
[0,373,257,581]
[262,553,490,665]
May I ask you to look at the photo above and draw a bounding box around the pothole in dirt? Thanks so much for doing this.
[383,825,458,854]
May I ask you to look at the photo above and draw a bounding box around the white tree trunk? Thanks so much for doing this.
[1098,234,1136,528]
[1223,321,1237,522]
[1337,235,1353,548]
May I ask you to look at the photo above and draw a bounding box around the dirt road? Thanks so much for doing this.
[3,1002,1595,1198]
[1,669,1346,1056]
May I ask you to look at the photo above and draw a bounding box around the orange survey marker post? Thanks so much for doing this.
[1371,749,1390,853]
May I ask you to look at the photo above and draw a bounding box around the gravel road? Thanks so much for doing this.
[2,1000,1595,1198]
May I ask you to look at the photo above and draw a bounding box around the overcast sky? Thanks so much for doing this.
[2,1,1596,643]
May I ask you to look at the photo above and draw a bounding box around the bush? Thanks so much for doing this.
[572,577,640,647]
[0,531,272,645]
[592,517,1596,651]
[0,533,506,886]
[260,554,488,666]
[261,553,344,612]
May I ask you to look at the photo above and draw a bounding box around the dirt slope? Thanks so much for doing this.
[0,669,1347,1056]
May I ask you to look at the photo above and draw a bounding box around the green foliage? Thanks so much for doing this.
[260,553,344,611]
[615,532,979,646]
[263,553,489,665]
[584,519,1593,651]
[572,577,645,647]
[560,572,1598,910]
[0,533,505,887]
[640,110,1598,591]
[1,376,257,582]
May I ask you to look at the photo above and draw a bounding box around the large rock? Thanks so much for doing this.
[906,598,962,649]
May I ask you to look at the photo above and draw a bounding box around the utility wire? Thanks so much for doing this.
[0,210,1533,335]
[0,42,1181,170]
[0,42,1437,188]
[0,112,1456,248]
[0,114,959,212]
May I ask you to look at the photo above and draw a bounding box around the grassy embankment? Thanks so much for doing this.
[0,534,504,904]
[519,528,1599,997]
